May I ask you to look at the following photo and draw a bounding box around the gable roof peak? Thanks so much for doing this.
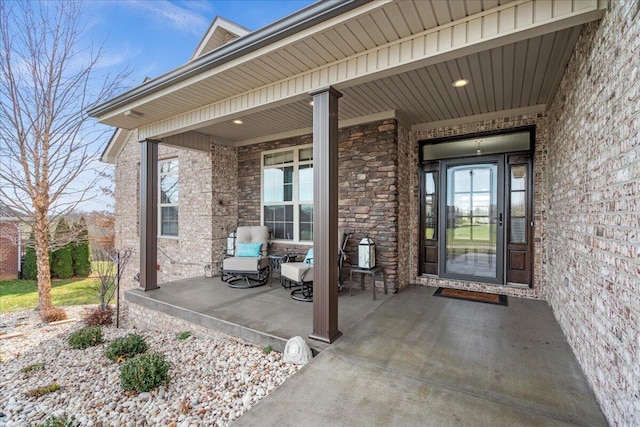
[191,16,251,60]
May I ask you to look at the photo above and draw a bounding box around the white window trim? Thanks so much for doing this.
[260,144,313,244]
[159,158,179,238]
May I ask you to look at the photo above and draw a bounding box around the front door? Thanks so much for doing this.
[441,158,503,284]
[419,128,534,287]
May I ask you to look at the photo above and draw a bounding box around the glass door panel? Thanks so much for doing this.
[443,162,502,281]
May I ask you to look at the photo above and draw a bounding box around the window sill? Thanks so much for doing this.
[270,240,312,246]
[158,235,179,240]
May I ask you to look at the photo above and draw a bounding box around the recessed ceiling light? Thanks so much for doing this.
[232,119,243,125]
[452,79,469,88]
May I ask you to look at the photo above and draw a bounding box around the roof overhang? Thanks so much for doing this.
[92,0,607,156]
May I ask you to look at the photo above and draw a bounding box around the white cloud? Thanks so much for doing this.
[126,0,209,36]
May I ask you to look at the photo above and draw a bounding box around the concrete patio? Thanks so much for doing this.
[125,274,392,353]
[128,280,606,425]
[236,285,607,426]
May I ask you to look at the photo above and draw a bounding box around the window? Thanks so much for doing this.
[262,145,313,242]
[159,159,178,237]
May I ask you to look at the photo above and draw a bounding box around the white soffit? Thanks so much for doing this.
[134,0,605,140]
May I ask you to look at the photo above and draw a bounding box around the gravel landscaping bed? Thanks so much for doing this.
[0,306,300,426]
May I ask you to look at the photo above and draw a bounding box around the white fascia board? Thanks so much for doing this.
[95,1,391,125]
[139,0,605,140]
[101,128,135,164]
[412,105,547,132]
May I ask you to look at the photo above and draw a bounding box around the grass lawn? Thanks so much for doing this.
[0,277,100,313]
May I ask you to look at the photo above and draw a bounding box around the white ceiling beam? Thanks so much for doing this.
[139,0,605,140]
[235,110,397,146]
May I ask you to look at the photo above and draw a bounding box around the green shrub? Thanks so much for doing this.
[72,217,91,277]
[23,234,37,280]
[176,331,191,341]
[263,345,273,354]
[34,414,74,427]
[26,382,60,397]
[105,333,148,362]
[21,362,44,373]
[120,353,170,392]
[68,326,103,349]
[51,219,73,279]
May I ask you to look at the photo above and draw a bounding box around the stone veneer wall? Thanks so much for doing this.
[545,1,640,424]
[114,131,215,320]
[237,120,400,289]
[396,125,412,289]
[410,113,549,299]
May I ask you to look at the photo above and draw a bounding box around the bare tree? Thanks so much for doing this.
[0,1,128,311]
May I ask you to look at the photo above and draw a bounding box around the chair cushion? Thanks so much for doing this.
[236,226,269,256]
[237,242,262,257]
[281,262,313,282]
[223,256,268,272]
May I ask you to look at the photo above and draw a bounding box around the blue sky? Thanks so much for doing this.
[88,0,315,87]
[81,0,314,212]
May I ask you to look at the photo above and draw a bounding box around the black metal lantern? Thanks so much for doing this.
[358,236,376,269]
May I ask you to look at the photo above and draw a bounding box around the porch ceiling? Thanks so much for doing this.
[197,25,582,144]
[93,0,605,151]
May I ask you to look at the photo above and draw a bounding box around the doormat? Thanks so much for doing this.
[433,287,508,306]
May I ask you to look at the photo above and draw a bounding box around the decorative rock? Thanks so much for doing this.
[283,336,313,365]
[0,306,302,426]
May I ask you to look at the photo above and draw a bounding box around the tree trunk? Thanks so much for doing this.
[33,209,53,312]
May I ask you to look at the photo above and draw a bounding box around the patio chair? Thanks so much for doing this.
[282,230,349,302]
[221,226,270,288]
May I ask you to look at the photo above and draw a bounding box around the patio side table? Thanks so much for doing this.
[349,266,387,300]
[268,254,295,287]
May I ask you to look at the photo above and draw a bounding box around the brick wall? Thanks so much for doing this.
[545,1,640,424]
[237,120,400,289]
[114,131,215,312]
[409,113,549,299]
[0,222,19,279]
[211,143,238,272]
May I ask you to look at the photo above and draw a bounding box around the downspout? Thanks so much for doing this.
[17,223,21,277]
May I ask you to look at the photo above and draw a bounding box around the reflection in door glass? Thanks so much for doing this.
[445,164,498,278]
[509,165,527,244]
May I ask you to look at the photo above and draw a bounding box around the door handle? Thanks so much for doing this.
[498,213,503,227]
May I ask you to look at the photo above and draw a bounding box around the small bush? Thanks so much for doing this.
[83,305,114,327]
[120,353,170,392]
[23,241,38,280]
[176,331,191,341]
[263,345,273,354]
[21,362,44,373]
[34,414,74,427]
[68,326,103,349]
[72,217,91,277]
[51,219,74,279]
[40,308,68,323]
[26,382,60,398]
[105,333,148,362]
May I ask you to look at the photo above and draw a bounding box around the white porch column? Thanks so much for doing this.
[309,86,342,343]
[139,139,160,291]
